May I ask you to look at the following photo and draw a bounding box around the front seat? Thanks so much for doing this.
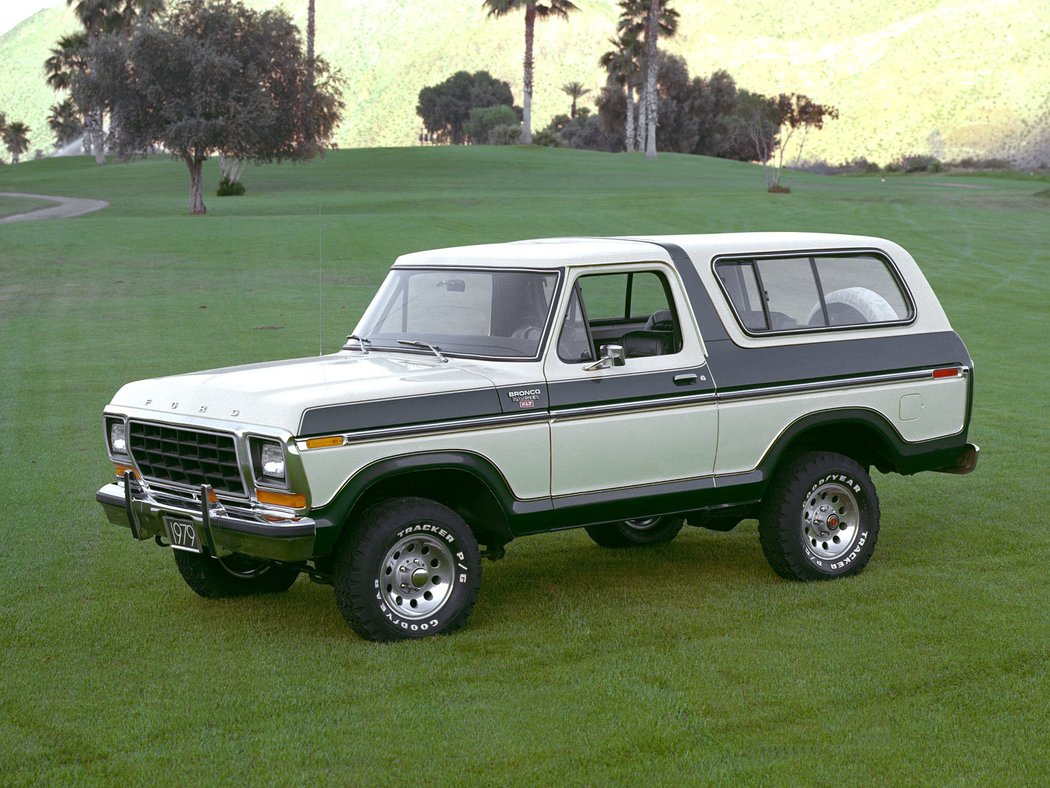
[645,309,674,331]
[621,330,673,357]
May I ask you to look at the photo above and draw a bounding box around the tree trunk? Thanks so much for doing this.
[624,84,635,153]
[186,156,207,215]
[520,2,536,144]
[644,0,660,160]
[636,79,647,151]
[86,109,105,164]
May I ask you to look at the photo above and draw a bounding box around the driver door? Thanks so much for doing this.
[543,264,717,499]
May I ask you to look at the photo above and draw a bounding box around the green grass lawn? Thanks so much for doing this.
[1,148,1047,784]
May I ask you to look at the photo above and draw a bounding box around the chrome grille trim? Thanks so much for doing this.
[128,420,247,497]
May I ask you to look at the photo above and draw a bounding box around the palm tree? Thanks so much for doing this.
[561,81,591,118]
[45,31,93,156]
[48,99,84,149]
[599,34,642,151]
[617,0,678,159]
[44,32,88,92]
[110,0,166,37]
[483,0,579,144]
[4,122,31,164]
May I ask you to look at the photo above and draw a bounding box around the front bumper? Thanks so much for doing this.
[96,473,316,562]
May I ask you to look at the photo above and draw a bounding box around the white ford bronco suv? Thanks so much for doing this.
[97,233,978,640]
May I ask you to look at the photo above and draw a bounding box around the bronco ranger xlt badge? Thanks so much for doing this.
[97,233,978,641]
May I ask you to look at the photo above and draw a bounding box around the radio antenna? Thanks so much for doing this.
[318,204,323,356]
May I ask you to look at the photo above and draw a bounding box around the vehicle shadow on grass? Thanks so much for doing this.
[470,525,779,623]
[143,526,776,643]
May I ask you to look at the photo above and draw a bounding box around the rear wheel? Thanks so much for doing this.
[333,497,482,641]
[759,451,880,580]
[585,516,684,548]
[173,550,299,597]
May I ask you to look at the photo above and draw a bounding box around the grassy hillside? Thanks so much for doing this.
[1,0,1049,164]
[0,147,1048,782]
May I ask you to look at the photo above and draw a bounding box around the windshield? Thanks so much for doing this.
[352,268,560,359]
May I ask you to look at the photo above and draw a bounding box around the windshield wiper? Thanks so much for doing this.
[397,339,448,363]
[343,334,371,353]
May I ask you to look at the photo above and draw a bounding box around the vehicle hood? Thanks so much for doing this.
[108,352,498,435]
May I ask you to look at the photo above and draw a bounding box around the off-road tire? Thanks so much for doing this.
[173,550,300,597]
[585,516,685,548]
[759,451,880,581]
[333,497,482,642]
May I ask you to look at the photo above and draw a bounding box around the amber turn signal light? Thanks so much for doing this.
[304,435,345,449]
[256,489,307,508]
[114,464,139,478]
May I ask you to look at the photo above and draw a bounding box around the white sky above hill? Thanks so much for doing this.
[0,0,61,36]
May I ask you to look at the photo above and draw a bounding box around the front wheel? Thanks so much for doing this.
[173,550,300,597]
[585,516,684,548]
[333,497,482,641]
[759,451,880,580]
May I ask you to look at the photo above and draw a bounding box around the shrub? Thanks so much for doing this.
[488,124,522,145]
[767,183,791,194]
[466,105,520,145]
[216,177,246,196]
[896,154,941,173]
[532,129,561,147]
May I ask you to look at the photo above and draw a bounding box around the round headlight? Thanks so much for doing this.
[261,443,285,479]
[110,422,127,455]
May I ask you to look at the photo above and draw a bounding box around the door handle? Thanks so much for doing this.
[673,373,697,387]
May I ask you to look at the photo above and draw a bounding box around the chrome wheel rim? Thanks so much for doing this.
[379,531,455,620]
[801,482,860,561]
[622,516,662,531]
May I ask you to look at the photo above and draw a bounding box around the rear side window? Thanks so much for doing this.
[715,253,913,333]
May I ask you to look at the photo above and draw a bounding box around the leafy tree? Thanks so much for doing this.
[730,91,835,191]
[561,81,591,118]
[74,0,344,214]
[691,69,739,157]
[543,107,619,152]
[617,0,678,159]
[596,53,706,154]
[648,53,700,153]
[728,89,779,173]
[483,0,578,145]
[599,33,642,152]
[51,1,165,163]
[417,71,516,145]
[306,0,316,86]
[4,122,31,164]
[466,105,520,144]
[48,98,84,148]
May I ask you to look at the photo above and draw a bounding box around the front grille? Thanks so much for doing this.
[128,421,246,496]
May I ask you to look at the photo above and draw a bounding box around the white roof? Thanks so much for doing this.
[392,233,900,270]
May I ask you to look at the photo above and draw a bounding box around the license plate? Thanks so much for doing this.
[165,517,203,553]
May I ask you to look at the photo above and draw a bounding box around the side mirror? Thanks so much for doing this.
[584,344,626,371]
